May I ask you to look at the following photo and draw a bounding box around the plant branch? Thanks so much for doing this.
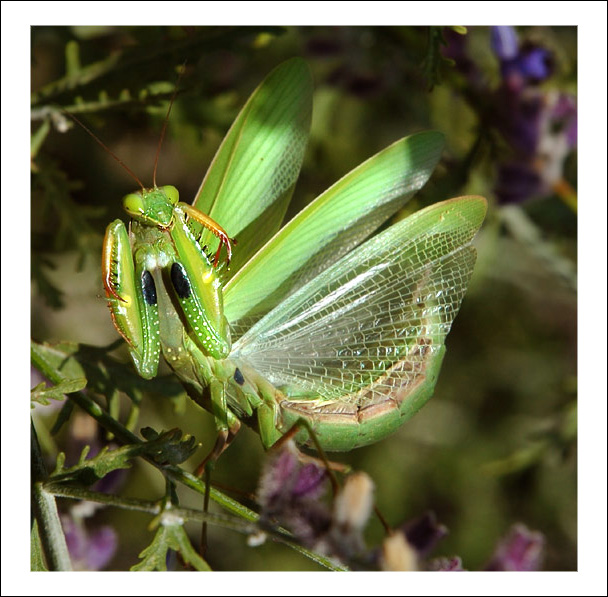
[31,420,72,571]
[44,484,255,534]
[31,341,345,570]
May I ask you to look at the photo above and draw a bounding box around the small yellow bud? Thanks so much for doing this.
[380,531,419,571]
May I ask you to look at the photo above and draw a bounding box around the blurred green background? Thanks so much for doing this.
[31,25,577,571]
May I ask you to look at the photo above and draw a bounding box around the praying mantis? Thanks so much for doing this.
[101,58,487,463]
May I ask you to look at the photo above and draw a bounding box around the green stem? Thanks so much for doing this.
[44,484,346,570]
[31,420,72,571]
[44,484,255,534]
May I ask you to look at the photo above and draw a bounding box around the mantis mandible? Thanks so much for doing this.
[101,58,487,463]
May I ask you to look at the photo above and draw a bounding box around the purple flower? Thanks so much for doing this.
[491,29,574,203]
[258,443,328,508]
[485,523,545,571]
[256,442,375,563]
[380,511,545,572]
[496,93,545,158]
[378,511,451,571]
[445,26,576,204]
[256,441,331,547]
[514,43,554,82]
[494,90,577,203]
[401,511,448,558]
[492,27,553,89]
[61,514,118,571]
[491,26,519,60]
[257,444,547,571]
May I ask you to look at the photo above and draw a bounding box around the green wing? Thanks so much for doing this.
[192,58,313,276]
[231,197,487,402]
[224,131,445,336]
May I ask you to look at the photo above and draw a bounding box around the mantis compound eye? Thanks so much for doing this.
[123,192,145,217]
[161,185,180,205]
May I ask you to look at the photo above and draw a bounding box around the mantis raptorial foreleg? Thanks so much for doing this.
[178,203,237,267]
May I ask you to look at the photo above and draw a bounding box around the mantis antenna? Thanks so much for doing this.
[64,110,145,191]
[152,62,187,189]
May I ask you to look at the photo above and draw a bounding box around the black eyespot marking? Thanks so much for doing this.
[234,367,245,386]
[171,262,191,299]
[141,270,157,305]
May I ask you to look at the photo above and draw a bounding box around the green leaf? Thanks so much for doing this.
[31,377,87,408]
[32,27,285,107]
[49,428,197,485]
[31,520,49,571]
[421,26,456,90]
[132,520,211,571]
[224,131,445,334]
[450,26,468,35]
[31,118,51,158]
[31,340,184,413]
[140,427,198,466]
[50,400,75,435]
[50,444,138,486]
[65,40,82,77]
[193,58,313,269]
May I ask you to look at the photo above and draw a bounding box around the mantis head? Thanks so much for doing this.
[123,185,180,228]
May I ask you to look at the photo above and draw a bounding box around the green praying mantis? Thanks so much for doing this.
[101,58,487,463]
